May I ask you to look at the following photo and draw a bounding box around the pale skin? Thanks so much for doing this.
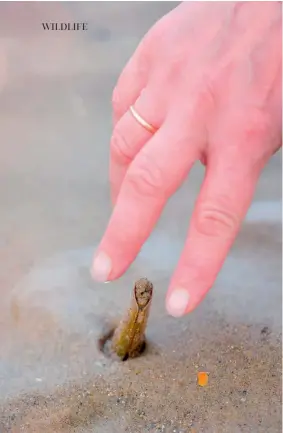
[92,2,282,317]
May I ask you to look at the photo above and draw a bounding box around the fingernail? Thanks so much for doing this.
[167,288,190,317]
[91,251,112,282]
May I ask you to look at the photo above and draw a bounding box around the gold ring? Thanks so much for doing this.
[129,105,157,134]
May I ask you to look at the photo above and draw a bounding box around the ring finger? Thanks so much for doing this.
[110,87,166,204]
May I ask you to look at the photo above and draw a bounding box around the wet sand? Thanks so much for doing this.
[0,2,281,433]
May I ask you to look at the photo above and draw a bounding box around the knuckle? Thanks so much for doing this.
[196,205,239,238]
[110,130,133,165]
[112,86,124,116]
[243,109,273,143]
[126,154,165,198]
[238,108,275,162]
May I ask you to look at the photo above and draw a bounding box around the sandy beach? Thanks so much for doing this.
[0,3,281,432]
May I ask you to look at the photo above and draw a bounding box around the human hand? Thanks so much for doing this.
[92,2,282,317]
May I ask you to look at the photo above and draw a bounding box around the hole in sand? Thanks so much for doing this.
[97,325,147,362]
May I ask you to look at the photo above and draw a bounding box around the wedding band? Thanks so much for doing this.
[129,105,157,134]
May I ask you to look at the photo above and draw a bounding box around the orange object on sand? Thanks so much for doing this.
[197,371,209,387]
